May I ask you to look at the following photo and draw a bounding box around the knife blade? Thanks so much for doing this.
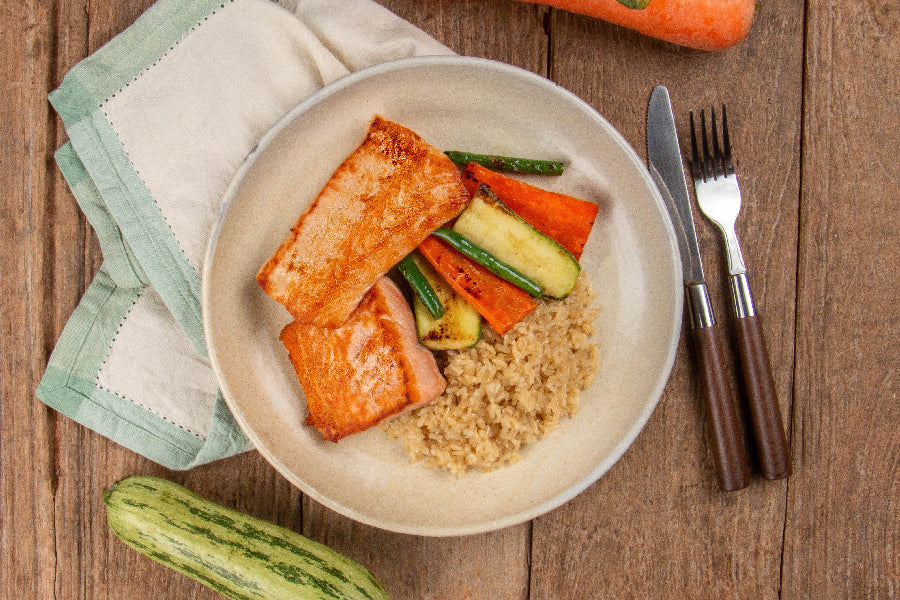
[647,85,750,491]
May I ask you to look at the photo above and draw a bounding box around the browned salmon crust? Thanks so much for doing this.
[257,116,470,328]
[279,277,446,442]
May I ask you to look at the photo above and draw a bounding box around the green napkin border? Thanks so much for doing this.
[47,0,235,359]
[38,144,250,470]
[54,143,148,289]
[36,268,249,470]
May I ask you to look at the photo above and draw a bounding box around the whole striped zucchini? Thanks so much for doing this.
[104,476,391,600]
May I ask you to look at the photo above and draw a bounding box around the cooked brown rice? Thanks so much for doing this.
[385,272,600,475]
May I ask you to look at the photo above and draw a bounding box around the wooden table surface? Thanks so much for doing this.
[4,0,899,598]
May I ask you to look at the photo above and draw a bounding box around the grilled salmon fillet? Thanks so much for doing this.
[279,277,446,442]
[258,116,470,328]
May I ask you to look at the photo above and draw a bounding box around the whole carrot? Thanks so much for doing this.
[523,0,756,51]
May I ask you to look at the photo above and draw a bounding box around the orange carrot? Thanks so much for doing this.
[462,163,598,260]
[418,236,537,335]
[521,0,756,51]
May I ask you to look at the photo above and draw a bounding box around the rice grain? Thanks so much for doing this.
[385,273,600,475]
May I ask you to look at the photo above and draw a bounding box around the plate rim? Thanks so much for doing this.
[201,54,683,536]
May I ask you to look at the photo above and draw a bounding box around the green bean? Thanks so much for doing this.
[397,253,444,319]
[431,228,543,298]
[443,151,566,176]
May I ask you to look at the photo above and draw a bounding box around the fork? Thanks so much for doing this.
[689,106,790,480]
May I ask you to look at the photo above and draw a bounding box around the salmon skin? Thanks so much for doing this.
[280,277,446,442]
[257,116,470,328]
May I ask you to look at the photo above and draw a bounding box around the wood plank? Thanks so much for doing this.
[46,0,109,595]
[784,0,900,597]
[43,0,303,595]
[530,2,805,598]
[82,452,301,600]
[1,0,70,598]
[46,0,173,592]
[300,2,546,599]
[304,519,531,600]
[378,0,549,71]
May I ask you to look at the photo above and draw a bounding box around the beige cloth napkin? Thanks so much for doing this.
[40,0,453,469]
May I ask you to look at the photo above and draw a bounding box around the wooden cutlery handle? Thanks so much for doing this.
[692,323,751,491]
[688,284,751,491]
[734,313,791,479]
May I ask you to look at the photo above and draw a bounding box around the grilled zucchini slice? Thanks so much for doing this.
[452,186,581,298]
[410,252,481,350]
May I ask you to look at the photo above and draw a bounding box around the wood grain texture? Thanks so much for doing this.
[530,1,804,597]
[378,0,549,70]
[3,0,900,598]
[2,1,66,598]
[785,0,900,597]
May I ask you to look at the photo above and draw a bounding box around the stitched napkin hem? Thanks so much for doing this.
[36,268,249,469]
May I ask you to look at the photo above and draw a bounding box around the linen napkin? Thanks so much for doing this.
[38,0,453,470]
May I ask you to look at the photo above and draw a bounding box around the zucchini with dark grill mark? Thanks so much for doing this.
[104,476,391,600]
[409,252,481,350]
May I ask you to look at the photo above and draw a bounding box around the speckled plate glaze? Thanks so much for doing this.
[202,56,682,536]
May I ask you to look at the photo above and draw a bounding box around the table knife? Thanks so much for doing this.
[647,85,750,491]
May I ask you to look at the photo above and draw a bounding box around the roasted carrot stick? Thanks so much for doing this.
[462,163,598,260]
[520,0,756,51]
[418,236,537,335]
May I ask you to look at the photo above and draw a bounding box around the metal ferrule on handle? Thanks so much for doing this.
[730,272,756,318]
[687,283,716,328]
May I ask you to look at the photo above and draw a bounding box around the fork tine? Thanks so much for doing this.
[689,110,704,182]
[710,106,724,179]
[700,109,714,181]
[721,104,734,175]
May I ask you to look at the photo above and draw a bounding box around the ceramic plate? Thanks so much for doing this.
[202,56,682,536]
